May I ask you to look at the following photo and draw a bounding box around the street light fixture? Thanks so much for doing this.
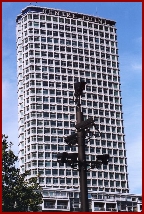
[96,154,110,165]
[75,117,94,131]
[57,81,110,212]
[64,133,78,146]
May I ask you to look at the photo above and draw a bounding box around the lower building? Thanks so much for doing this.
[40,188,142,212]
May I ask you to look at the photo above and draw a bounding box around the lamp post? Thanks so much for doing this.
[57,82,110,212]
[75,83,89,211]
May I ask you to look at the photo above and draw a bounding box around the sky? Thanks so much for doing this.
[2,2,142,195]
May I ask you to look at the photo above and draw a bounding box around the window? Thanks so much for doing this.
[54,38,59,44]
[98,180,103,186]
[39,177,44,183]
[60,178,65,184]
[104,180,108,187]
[46,178,51,184]
[53,178,58,184]
[57,130,63,136]
[66,170,71,176]
[66,178,71,184]
[45,144,50,150]
[59,169,64,175]
[51,138,57,147]
[51,128,56,134]
[57,112,62,119]
[114,165,119,171]
[38,152,43,158]
[90,147,95,153]
[52,169,58,175]
[72,172,77,177]
[44,136,50,142]
[58,145,64,151]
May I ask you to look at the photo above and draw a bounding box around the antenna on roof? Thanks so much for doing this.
[29,2,37,6]
[96,7,98,16]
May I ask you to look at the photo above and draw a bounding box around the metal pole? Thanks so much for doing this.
[76,102,89,212]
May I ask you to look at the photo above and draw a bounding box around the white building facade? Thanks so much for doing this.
[16,6,140,211]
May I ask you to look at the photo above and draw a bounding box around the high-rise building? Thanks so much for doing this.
[16,5,135,211]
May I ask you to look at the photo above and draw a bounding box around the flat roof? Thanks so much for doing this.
[16,5,116,27]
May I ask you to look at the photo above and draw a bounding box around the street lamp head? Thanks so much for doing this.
[74,81,86,97]
[96,154,110,165]
[64,133,77,146]
[57,152,78,165]
[57,152,68,163]
[75,117,94,131]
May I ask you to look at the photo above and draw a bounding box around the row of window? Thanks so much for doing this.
[23,149,125,159]
[22,161,127,179]
[42,187,128,194]
[24,113,122,124]
[22,82,119,93]
[29,170,126,186]
[21,49,117,63]
[20,144,125,156]
[23,112,123,126]
[23,101,121,113]
[22,40,118,55]
[21,125,123,138]
[24,93,120,103]
[25,55,117,64]
[22,105,121,118]
[43,187,128,193]
[23,49,118,61]
[24,58,118,69]
[22,88,120,99]
[21,132,125,144]
[19,118,123,133]
[24,91,120,100]
[24,127,123,139]
[21,140,124,152]
[19,85,120,97]
[23,80,119,92]
[21,29,117,44]
[20,143,125,157]
[23,174,127,189]
[37,177,127,189]
[20,35,117,53]
[21,133,125,143]
[20,139,124,150]
[23,13,116,33]
[20,135,125,152]
[21,101,121,112]
[22,161,128,177]
[20,69,119,81]
[22,150,126,161]
[19,81,120,94]
[22,154,126,166]
[22,158,127,171]
[21,63,119,75]
[23,68,119,79]
[22,34,116,47]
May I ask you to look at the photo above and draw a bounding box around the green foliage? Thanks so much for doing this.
[2,134,43,212]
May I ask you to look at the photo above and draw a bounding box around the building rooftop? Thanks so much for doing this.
[16,5,116,26]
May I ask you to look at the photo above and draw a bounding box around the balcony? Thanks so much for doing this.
[44,204,70,211]
[94,207,105,211]
[106,208,117,211]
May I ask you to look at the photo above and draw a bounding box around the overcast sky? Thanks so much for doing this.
[2,2,142,195]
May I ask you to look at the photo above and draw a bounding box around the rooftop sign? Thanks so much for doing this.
[16,6,116,26]
[43,8,115,26]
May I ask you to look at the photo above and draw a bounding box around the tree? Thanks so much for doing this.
[2,134,43,212]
